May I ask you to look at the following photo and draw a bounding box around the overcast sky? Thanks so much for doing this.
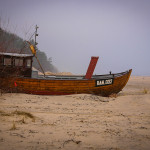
[0,0,150,75]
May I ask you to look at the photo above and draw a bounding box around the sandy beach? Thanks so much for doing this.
[0,76,150,150]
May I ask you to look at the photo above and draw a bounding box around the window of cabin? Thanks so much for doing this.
[4,58,11,66]
[26,59,31,67]
[15,58,23,66]
[0,57,3,65]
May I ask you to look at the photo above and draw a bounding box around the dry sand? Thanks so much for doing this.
[0,76,150,150]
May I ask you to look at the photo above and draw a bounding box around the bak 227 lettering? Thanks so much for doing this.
[96,78,113,86]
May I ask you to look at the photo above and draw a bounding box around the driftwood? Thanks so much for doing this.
[63,139,81,147]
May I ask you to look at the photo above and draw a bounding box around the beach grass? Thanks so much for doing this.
[12,110,35,119]
[143,88,148,94]
[10,121,17,130]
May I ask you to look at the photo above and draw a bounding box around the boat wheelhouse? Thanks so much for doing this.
[0,52,33,78]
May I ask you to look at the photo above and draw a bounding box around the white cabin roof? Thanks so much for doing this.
[0,52,33,57]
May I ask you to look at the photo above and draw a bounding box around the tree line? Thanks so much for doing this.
[0,27,58,73]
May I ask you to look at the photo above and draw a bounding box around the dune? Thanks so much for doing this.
[0,76,150,150]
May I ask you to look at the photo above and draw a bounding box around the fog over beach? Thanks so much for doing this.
[0,0,150,150]
[0,0,150,75]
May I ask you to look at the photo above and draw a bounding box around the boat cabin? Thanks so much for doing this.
[0,52,33,78]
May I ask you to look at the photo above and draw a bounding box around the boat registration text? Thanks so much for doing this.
[96,78,113,86]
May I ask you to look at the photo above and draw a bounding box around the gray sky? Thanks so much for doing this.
[0,0,150,75]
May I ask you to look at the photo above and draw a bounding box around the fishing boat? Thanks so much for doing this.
[0,52,132,96]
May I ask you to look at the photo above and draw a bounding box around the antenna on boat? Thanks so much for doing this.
[35,25,39,50]
[26,25,46,77]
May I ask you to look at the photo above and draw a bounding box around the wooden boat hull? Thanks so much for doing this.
[0,69,132,96]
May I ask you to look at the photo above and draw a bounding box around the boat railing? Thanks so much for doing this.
[36,75,84,80]
[114,70,129,77]
[92,74,114,79]
[31,70,129,80]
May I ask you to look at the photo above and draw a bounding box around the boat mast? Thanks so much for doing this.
[34,25,46,77]
[35,25,39,50]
